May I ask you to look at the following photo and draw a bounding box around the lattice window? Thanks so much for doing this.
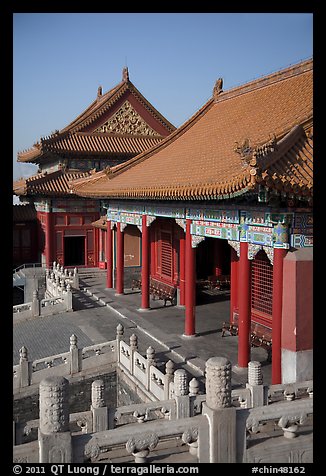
[160,231,172,278]
[251,250,273,317]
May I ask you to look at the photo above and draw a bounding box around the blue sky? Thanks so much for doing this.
[13,12,313,183]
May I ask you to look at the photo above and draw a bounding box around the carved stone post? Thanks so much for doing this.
[91,379,108,432]
[65,284,73,311]
[73,267,79,289]
[129,334,138,375]
[164,360,174,400]
[146,346,155,391]
[174,369,190,419]
[32,290,40,317]
[189,378,200,416]
[69,334,81,374]
[246,360,266,407]
[116,323,124,363]
[200,357,236,463]
[38,376,72,463]
[126,432,159,463]
[19,346,31,388]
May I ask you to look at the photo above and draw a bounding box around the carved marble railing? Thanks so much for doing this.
[13,288,72,323]
[13,336,116,392]
[13,355,314,464]
[49,261,79,291]
[245,397,313,439]
[79,415,204,463]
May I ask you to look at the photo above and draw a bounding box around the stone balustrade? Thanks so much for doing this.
[14,365,313,464]
[13,336,116,392]
[13,288,72,323]
[13,325,313,463]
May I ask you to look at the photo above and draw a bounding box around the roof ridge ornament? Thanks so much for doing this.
[122,66,129,82]
[213,77,223,100]
[97,86,102,100]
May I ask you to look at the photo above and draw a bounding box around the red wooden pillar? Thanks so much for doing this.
[272,247,287,384]
[238,242,251,367]
[141,215,150,309]
[106,220,113,288]
[44,211,53,268]
[116,222,124,294]
[185,219,196,336]
[179,232,186,306]
[230,247,239,322]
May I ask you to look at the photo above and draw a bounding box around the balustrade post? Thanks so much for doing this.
[116,323,124,363]
[73,267,79,289]
[174,369,190,419]
[246,361,267,407]
[19,346,31,388]
[32,290,40,317]
[200,357,236,463]
[91,379,108,432]
[164,360,174,400]
[129,334,138,375]
[146,346,156,390]
[38,376,72,463]
[189,378,200,416]
[69,334,81,374]
[65,284,73,311]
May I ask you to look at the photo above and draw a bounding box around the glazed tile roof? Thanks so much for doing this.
[17,68,175,164]
[13,204,37,222]
[13,169,93,197]
[19,133,163,160]
[70,59,313,201]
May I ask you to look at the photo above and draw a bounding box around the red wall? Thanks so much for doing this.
[281,248,313,352]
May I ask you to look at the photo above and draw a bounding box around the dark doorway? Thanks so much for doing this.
[64,236,85,266]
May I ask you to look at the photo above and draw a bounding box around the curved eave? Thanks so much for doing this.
[71,123,313,201]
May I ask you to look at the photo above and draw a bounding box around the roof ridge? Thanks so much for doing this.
[215,58,313,104]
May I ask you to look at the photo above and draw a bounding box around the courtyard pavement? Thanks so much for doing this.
[13,268,272,388]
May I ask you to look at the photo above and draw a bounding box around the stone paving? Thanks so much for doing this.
[13,268,272,386]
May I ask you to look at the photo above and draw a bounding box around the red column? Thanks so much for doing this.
[141,215,150,309]
[185,219,196,336]
[272,247,287,384]
[230,247,239,322]
[238,242,251,367]
[116,222,124,294]
[44,211,53,268]
[106,220,113,288]
[179,233,185,306]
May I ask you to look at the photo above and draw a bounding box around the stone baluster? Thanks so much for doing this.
[126,432,159,463]
[129,334,138,375]
[246,361,266,407]
[174,369,190,419]
[53,261,56,271]
[65,284,72,311]
[19,346,31,388]
[189,377,200,416]
[69,334,81,374]
[200,357,236,463]
[146,346,156,390]
[91,379,108,432]
[32,289,40,317]
[164,360,174,400]
[116,323,124,362]
[73,267,79,289]
[38,376,72,463]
